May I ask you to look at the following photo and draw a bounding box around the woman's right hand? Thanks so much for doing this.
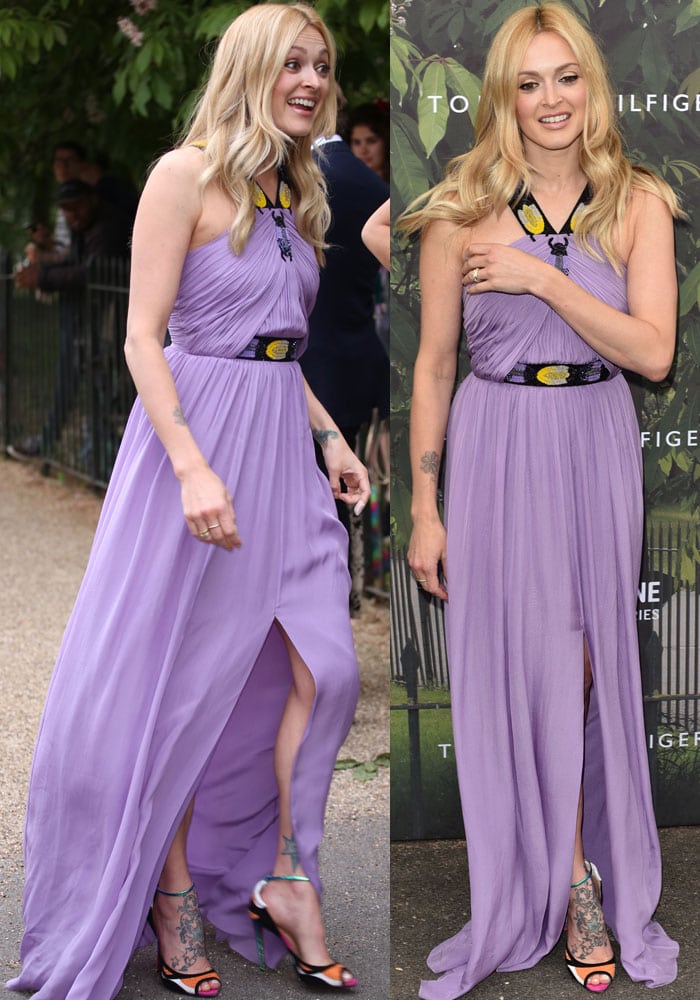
[407,517,448,601]
[179,464,242,551]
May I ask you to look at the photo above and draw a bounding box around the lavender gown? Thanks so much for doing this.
[9,206,359,999]
[420,221,679,999]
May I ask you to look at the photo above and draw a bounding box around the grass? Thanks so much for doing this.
[391,687,700,837]
[390,680,451,705]
[391,699,464,840]
[652,725,700,824]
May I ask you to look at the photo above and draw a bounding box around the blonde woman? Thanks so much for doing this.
[8,5,366,997]
[402,3,680,997]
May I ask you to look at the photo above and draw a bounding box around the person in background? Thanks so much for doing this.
[9,180,131,461]
[51,141,87,250]
[361,198,390,269]
[304,99,388,611]
[16,180,131,294]
[346,101,389,183]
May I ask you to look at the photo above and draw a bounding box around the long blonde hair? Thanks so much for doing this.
[400,2,682,267]
[182,2,336,264]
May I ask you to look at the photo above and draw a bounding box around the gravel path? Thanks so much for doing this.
[0,457,389,998]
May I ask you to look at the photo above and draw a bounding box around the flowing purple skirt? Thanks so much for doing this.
[420,240,678,998]
[9,214,360,999]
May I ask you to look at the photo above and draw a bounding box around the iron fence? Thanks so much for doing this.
[1,251,133,488]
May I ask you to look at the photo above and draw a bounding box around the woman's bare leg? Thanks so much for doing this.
[152,801,219,993]
[567,643,613,987]
[258,623,353,981]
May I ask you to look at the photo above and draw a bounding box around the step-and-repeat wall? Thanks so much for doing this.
[390,0,700,839]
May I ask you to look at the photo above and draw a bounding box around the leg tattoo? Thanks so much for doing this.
[569,879,609,960]
[168,887,206,971]
[281,834,301,871]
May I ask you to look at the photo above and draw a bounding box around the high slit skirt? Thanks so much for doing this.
[8,356,359,1000]
[419,371,679,999]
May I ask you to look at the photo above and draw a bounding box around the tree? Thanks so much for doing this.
[0,0,389,250]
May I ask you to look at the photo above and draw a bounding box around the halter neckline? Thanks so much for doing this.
[508,183,593,276]
[509,183,592,240]
[252,166,292,212]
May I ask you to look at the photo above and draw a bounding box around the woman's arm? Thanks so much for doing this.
[463,191,677,382]
[407,219,465,601]
[124,148,240,550]
[302,379,371,515]
[361,198,390,269]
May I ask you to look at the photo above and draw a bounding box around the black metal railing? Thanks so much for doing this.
[1,252,134,488]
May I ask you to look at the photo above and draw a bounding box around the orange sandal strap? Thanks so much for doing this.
[160,959,221,994]
[295,959,357,988]
[565,949,616,988]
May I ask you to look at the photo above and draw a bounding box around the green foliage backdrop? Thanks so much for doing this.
[390,0,700,576]
[0,0,388,250]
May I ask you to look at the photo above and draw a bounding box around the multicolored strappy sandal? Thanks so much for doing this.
[248,875,358,989]
[564,948,616,993]
[147,884,222,997]
[565,861,615,993]
[157,957,222,997]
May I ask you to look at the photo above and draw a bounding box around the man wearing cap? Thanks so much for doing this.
[15,180,131,294]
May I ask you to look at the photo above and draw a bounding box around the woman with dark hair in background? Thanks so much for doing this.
[347,101,389,183]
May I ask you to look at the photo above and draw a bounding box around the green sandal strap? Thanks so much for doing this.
[156,883,195,897]
[570,865,593,889]
[264,874,310,884]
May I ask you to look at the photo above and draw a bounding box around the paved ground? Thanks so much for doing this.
[391,829,699,999]
[0,458,389,999]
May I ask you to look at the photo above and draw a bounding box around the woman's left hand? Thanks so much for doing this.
[463,243,550,296]
[320,433,371,516]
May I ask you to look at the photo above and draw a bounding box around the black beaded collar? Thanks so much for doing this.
[509,183,593,274]
[251,166,294,263]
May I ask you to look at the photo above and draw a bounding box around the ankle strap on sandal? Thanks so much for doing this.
[570,868,592,889]
[263,874,310,883]
[156,883,195,897]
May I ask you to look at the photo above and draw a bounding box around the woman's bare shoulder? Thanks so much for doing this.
[627,184,673,224]
[149,145,207,186]
[618,186,673,262]
[421,216,471,266]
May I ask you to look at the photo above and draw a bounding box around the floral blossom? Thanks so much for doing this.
[117,16,144,47]
[130,0,158,13]
[518,203,545,235]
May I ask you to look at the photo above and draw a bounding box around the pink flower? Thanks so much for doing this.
[117,16,144,47]
[129,0,158,13]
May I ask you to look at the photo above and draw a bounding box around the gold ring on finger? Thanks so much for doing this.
[471,267,480,283]
[199,529,211,538]
[206,523,220,530]
[416,577,427,583]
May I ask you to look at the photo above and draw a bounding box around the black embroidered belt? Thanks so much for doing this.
[503,360,610,387]
[237,335,299,362]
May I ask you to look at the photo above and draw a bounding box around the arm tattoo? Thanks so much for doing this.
[173,406,188,426]
[281,834,301,871]
[313,428,339,449]
[420,450,440,482]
